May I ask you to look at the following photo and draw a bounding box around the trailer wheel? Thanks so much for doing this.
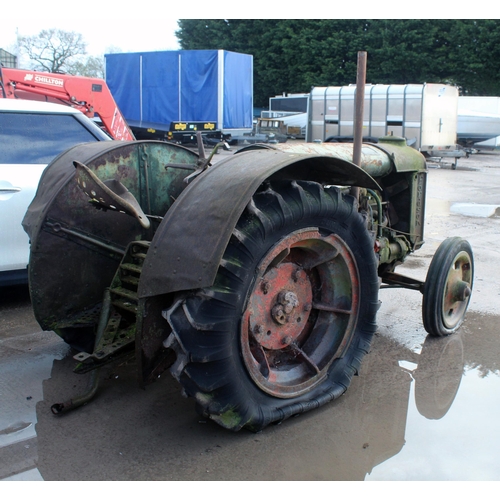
[164,181,379,431]
[422,237,473,337]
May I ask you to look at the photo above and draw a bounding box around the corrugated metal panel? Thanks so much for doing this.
[308,84,458,150]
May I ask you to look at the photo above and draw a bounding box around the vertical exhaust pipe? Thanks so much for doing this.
[351,51,367,202]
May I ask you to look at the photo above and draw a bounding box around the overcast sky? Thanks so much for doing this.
[1,6,181,60]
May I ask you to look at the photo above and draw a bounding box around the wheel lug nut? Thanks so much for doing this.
[254,324,264,335]
[272,304,287,325]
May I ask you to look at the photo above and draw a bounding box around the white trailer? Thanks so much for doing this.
[307,84,464,163]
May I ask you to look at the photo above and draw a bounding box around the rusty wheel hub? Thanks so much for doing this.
[241,228,360,398]
[442,250,473,329]
[250,262,313,350]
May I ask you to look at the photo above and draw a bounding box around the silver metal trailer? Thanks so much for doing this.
[307,83,466,166]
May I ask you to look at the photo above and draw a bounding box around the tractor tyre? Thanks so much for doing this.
[57,327,96,354]
[422,237,473,337]
[164,180,380,431]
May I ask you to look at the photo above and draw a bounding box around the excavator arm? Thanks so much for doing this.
[0,67,135,141]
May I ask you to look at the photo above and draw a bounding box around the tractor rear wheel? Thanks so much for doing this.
[164,181,379,431]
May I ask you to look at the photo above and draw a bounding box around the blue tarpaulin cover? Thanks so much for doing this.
[105,50,253,130]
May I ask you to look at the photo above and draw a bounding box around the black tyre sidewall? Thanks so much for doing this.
[422,237,474,337]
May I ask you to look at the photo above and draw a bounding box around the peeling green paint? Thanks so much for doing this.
[211,409,244,430]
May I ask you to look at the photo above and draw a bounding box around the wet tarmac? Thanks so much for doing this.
[0,149,499,481]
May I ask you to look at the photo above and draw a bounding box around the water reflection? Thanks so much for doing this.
[278,332,466,480]
[30,313,499,480]
[414,335,464,420]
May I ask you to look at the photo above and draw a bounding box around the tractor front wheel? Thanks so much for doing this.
[422,237,473,337]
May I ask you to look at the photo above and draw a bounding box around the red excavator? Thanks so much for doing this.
[0,67,135,141]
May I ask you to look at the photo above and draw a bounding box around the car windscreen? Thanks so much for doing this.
[0,112,101,164]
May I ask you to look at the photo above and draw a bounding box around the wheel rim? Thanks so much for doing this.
[241,228,360,398]
[442,250,473,329]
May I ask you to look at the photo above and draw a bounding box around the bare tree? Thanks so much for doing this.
[67,55,105,78]
[19,29,87,73]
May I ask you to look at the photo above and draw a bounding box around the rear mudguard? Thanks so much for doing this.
[138,147,383,298]
[23,140,198,332]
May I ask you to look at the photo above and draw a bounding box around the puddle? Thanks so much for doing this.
[0,328,68,480]
[2,290,500,480]
[366,366,500,480]
[0,422,32,436]
[450,203,500,218]
[2,468,43,481]
[23,311,498,481]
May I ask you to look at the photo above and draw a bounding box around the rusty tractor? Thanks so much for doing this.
[22,135,473,431]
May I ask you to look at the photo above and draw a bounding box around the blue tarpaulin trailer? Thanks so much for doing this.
[105,50,253,144]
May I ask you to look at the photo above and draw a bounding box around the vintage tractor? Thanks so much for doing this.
[22,136,473,431]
